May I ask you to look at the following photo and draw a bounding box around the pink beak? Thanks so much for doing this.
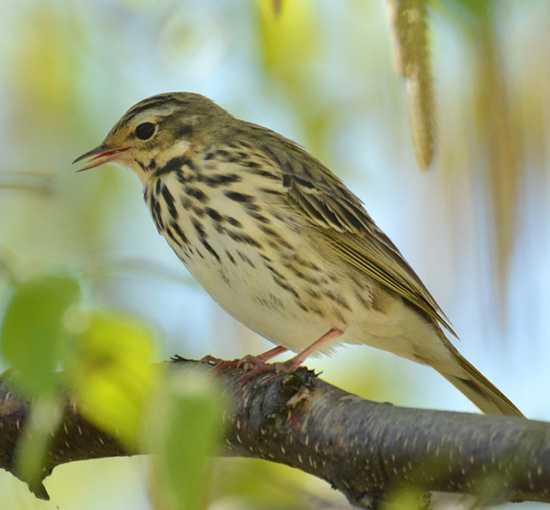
[73,144,130,172]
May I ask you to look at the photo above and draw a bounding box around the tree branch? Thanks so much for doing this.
[0,359,548,508]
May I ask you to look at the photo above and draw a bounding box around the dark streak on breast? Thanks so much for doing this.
[224,191,254,203]
[225,250,236,264]
[154,155,190,178]
[205,207,223,222]
[295,300,309,312]
[246,168,280,181]
[325,290,352,311]
[161,184,178,220]
[165,226,183,248]
[272,276,299,298]
[236,250,255,268]
[199,173,242,187]
[181,196,192,210]
[200,238,220,262]
[246,210,270,223]
[149,194,164,232]
[185,187,208,203]
[226,230,262,249]
[258,187,283,196]
[258,225,292,249]
[265,264,287,281]
[225,216,242,228]
[192,218,207,239]
[171,221,190,246]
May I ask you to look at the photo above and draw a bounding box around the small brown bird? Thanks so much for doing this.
[74,92,523,417]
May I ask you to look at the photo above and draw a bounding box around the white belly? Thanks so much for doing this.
[147,172,451,367]
[181,222,335,352]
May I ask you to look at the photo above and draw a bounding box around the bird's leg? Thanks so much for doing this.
[203,328,344,383]
[274,328,345,372]
[254,345,289,363]
[236,328,345,383]
[201,345,288,372]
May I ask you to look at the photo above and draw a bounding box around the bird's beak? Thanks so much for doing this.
[73,143,130,172]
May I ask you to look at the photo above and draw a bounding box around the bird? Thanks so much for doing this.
[74,92,523,417]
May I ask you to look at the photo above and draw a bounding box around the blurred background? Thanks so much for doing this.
[1,0,549,508]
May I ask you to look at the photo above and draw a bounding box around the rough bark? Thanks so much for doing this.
[0,359,548,508]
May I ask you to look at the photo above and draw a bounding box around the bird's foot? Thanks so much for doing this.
[201,347,295,384]
[234,328,344,383]
[200,345,288,373]
[234,357,306,384]
[201,329,344,384]
[200,354,268,373]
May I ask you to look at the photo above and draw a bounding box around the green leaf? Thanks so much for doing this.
[380,485,430,510]
[15,395,62,499]
[257,0,318,90]
[0,274,81,396]
[148,371,224,510]
[66,311,158,449]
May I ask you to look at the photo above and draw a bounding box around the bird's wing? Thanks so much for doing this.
[258,135,456,337]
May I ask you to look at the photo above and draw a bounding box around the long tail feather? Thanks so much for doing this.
[437,351,524,417]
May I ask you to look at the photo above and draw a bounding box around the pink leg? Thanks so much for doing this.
[237,328,345,383]
[276,328,345,372]
[202,345,288,373]
[256,345,288,363]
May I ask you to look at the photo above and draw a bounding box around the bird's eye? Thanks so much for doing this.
[135,122,156,141]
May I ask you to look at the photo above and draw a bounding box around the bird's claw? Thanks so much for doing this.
[200,353,306,384]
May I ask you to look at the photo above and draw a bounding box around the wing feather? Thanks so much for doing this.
[253,129,456,337]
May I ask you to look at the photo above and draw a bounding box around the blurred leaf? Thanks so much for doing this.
[148,371,224,510]
[380,486,430,510]
[212,458,322,509]
[12,4,80,128]
[271,0,283,17]
[65,311,158,449]
[257,0,318,91]
[0,274,81,396]
[473,14,519,305]
[440,0,494,23]
[15,395,62,499]
[256,0,337,162]
[439,0,520,308]
[0,247,19,286]
[386,0,436,170]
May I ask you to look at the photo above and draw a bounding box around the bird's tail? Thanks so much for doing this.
[436,348,524,417]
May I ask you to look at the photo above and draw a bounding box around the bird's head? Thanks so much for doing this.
[73,92,231,185]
